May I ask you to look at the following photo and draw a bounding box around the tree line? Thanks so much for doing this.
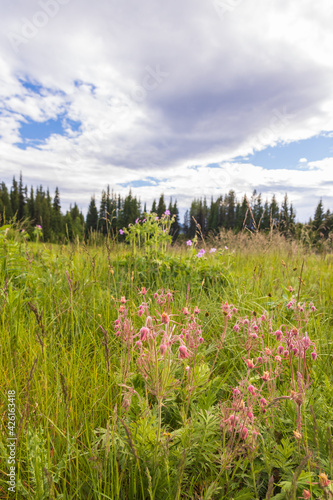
[0,174,332,245]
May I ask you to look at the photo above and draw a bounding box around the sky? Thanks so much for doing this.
[1,0,333,222]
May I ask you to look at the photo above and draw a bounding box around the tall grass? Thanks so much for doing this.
[1,227,333,499]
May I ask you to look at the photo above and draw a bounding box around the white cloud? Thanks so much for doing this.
[0,0,333,221]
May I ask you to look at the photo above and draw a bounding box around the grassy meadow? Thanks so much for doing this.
[1,221,333,499]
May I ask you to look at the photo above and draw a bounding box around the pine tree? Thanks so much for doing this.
[10,177,19,218]
[261,200,270,230]
[225,190,236,229]
[86,196,99,233]
[313,199,324,231]
[170,200,180,242]
[0,182,12,222]
[157,194,166,217]
[18,172,26,220]
[51,187,62,238]
[269,195,280,228]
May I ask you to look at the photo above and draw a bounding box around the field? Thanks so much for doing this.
[1,223,333,499]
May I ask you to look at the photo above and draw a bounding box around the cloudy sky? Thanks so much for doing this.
[1,0,333,222]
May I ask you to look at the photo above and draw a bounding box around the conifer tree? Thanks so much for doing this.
[86,196,99,233]
[0,182,12,222]
[157,194,166,217]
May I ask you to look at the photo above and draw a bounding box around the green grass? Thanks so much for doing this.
[1,231,333,499]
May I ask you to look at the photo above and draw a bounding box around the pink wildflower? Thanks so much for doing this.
[275,330,283,341]
[140,327,149,341]
[159,344,167,356]
[311,351,317,360]
[161,312,170,324]
[260,397,268,407]
[245,359,255,369]
[194,306,200,314]
[248,385,256,396]
[179,345,190,359]
[241,427,248,439]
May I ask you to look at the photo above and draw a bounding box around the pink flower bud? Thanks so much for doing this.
[246,359,255,369]
[179,345,189,359]
[302,490,311,499]
[140,327,149,341]
[247,411,254,421]
[311,351,317,360]
[275,330,283,341]
[183,307,190,315]
[260,397,267,406]
[233,388,240,396]
[292,347,298,356]
[199,337,204,344]
[160,344,167,356]
[262,371,270,381]
[275,355,281,362]
[277,345,284,354]
[232,307,238,314]
[194,306,200,314]
[234,324,240,333]
[161,312,170,324]
[135,340,142,349]
[283,350,289,357]
[257,356,263,363]
[120,296,126,304]
[241,427,248,439]
[248,385,256,396]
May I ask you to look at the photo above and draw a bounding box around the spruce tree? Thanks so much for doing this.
[157,194,166,217]
[86,196,99,233]
[0,182,12,222]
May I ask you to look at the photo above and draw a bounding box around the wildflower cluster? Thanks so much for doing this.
[113,289,204,406]
[221,298,318,458]
[118,211,175,256]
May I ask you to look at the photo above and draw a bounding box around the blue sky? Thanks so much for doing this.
[1,0,333,221]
